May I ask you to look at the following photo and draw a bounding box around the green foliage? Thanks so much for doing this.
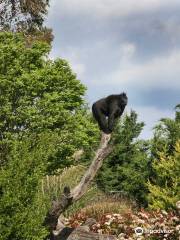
[0,32,85,136]
[47,108,99,172]
[148,141,180,210]
[0,32,98,169]
[0,133,57,240]
[0,32,99,239]
[148,105,180,210]
[151,105,180,158]
[97,110,150,205]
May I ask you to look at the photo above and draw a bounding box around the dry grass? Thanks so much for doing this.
[41,165,136,218]
[76,195,135,219]
[41,165,86,199]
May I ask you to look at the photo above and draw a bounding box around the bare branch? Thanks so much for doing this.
[45,133,113,233]
[71,133,112,201]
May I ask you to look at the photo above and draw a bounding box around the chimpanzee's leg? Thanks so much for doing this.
[108,112,115,133]
[92,104,110,134]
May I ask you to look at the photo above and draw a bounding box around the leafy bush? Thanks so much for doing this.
[0,134,55,240]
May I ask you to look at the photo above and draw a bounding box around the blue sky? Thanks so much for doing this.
[46,0,180,139]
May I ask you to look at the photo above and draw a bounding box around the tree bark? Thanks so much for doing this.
[71,133,112,201]
[45,133,113,238]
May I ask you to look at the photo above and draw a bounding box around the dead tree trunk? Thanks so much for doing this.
[71,133,112,201]
[45,133,113,239]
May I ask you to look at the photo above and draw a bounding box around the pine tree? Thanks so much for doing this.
[97,110,150,205]
[148,140,180,210]
[148,105,180,210]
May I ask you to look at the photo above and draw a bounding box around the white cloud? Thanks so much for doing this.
[46,0,179,139]
[49,0,180,19]
[118,42,136,64]
[70,62,85,78]
[100,48,180,90]
[49,47,86,78]
[126,105,175,139]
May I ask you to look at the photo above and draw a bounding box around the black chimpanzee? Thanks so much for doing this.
[92,93,128,134]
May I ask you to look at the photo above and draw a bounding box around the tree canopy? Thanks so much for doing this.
[0,32,98,167]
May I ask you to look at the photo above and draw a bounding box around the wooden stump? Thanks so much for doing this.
[52,227,117,240]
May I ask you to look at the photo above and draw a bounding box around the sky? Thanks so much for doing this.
[46,0,180,139]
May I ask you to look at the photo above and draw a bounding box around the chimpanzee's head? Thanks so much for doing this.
[119,92,128,106]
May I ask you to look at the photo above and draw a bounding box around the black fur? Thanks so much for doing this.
[92,93,128,134]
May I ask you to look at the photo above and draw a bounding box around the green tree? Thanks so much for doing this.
[0,32,98,168]
[0,0,53,45]
[97,110,150,205]
[148,140,180,210]
[147,105,180,210]
[149,105,180,185]
[151,105,180,158]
